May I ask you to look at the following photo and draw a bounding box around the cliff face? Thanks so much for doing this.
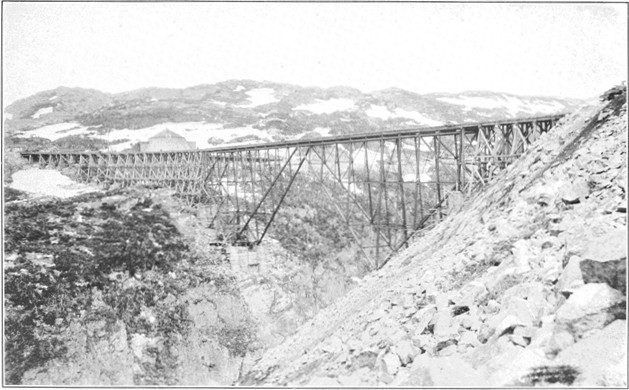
[4,188,258,385]
[241,90,627,387]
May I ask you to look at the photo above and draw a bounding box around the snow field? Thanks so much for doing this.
[296,98,356,114]
[437,95,565,117]
[32,106,54,119]
[313,127,332,137]
[366,105,443,126]
[237,88,279,107]
[15,122,99,141]
[14,121,277,151]
[10,168,100,199]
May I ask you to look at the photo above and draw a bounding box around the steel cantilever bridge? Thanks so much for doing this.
[21,114,564,268]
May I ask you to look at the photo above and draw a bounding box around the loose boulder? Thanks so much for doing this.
[580,258,626,294]
[554,320,627,386]
[555,283,625,338]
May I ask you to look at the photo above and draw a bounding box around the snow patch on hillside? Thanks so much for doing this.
[296,98,356,114]
[395,108,443,126]
[437,96,506,111]
[366,105,443,126]
[15,122,96,141]
[437,95,565,117]
[32,107,54,119]
[100,122,275,151]
[10,168,100,198]
[210,126,275,147]
[235,85,246,92]
[15,120,278,151]
[366,105,396,120]
[238,88,278,107]
[313,127,331,137]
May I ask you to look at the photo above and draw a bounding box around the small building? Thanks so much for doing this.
[137,129,196,152]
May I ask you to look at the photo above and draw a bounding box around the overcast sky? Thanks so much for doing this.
[3,2,627,106]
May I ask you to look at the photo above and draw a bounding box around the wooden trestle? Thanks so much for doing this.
[21,114,564,268]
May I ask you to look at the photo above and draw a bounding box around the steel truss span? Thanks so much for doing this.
[21,114,564,268]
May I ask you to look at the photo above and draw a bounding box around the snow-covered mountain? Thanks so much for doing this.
[4,81,584,152]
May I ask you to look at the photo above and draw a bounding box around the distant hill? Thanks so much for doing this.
[3,80,584,153]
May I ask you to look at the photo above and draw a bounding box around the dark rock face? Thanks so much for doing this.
[580,258,627,294]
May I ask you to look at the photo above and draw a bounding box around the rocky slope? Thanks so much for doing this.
[4,81,581,152]
[3,187,261,385]
[241,89,627,386]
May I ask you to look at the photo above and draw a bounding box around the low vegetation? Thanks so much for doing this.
[3,191,225,384]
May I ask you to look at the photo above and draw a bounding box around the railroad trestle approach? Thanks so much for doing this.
[21,114,564,268]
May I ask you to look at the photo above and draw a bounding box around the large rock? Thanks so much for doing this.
[401,354,488,387]
[433,311,457,339]
[468,335,551,386]
[377,352,402,383]
[580,258,626,294]
[555,283,625,338]
[577,227,627,293]
[493,314,527,337]
[500,298,534,329]
[411,304,436,334]
[336,367,372,386]
[487,283,554,338]
[557,255,585,294]
[435,293,452,311]
[459,330,481,348]
[554,320,627,386]
[304,375,341,387]
[545,328,576,356]
[556,214,615,258]
[394,339,420,366]
[526,314,575,356]
[580,227,627,262]
[456,281,488,307]
[411,333,436,354]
